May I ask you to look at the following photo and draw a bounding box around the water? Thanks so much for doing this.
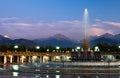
[0,62,120,78]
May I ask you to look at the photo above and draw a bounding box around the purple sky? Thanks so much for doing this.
[0,0,120,40]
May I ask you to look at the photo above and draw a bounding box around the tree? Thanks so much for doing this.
[0,45,9,52]
[93,43,111,52]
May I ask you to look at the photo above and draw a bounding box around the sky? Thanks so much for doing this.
[0,0,120,40]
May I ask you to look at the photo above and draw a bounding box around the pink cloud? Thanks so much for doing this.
[102,21,120,27]
[88,27,113,36]
[2,23,32,27]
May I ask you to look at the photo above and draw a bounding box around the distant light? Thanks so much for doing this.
[56,75,60,78]
[76,46,80,50]
[94,46,100,52]
[12,65,19,70]
[118,45,120,48]
[46,75,49,78]
[47,49,49,52]
[56,46,60,49]
[14,45,19,49]
[56,70,60,72]
[72,49,74,52]
[36,46,40,49]
[52,50,55,52]
[13,72,19,77]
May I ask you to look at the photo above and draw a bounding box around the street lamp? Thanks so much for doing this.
[36,46,40,51]
[76,46,80,50]
[56,46,60,52]
[118,45,120,52]
[118,45,120,49]
[36,46,40,50]
[76,46,80,52]
[72,49,74,52]
[94,46,100,52]
[46,49,49,52]
[14,45,19,52]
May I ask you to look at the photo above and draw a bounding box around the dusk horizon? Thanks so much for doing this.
[0,32,118,40]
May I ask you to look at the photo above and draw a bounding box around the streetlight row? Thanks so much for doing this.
[13,45,120,52]
[13,45,61,52]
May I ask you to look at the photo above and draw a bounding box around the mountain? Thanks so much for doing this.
[89,33,114,41]
[12,39,37,48]
[0,35,12,45]
[0,35,37,47]
[88,35,99,41]
[90,37,119,46]
[0,33,120,48]
[100,33,114,39]
[49,34,70,40]
[90,33,120,46]
[34,33,120,48]
[114,34,120,41]
[34,34,78,48]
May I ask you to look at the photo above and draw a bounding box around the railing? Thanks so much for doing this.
[0,51,71,56]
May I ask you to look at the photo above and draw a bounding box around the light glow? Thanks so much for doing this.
[12,65,19,70]
[36,46,40,49]
[12,72,19,77]
[118,45,120,48]
[76,46,80,50]
[56,46,60,49]
[14,45,19,49]
[4,35,10,38]
[94,46,100,52]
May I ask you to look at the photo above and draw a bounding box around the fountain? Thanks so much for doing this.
[71,8,101,62]
[82,8,90,52]
[81,8,92,61]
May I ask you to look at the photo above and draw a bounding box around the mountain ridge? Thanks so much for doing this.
[0,33,120,48]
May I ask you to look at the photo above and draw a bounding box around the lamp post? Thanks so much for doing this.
[36,46,40,52]
[77,46,80,50]
[46,49,49,52]
[94,46,100,52]
[76,46,80,52]
[56,46,60,52]
[14,45,19,52]
[118,45,120,51]
[118,45,120,48]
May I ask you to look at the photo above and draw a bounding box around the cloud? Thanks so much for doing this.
[91,23,102,27]
[89,19,120,36]
[88,27,113,36]
[0,17,120,40]
[102,21,120,27]
[57,20,80,25]
[0,19,82,39]
[0,17,19,21]
[2,23,32,27]
[93,19,120,28]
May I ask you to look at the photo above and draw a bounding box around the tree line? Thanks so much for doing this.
[0,43,120,52]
